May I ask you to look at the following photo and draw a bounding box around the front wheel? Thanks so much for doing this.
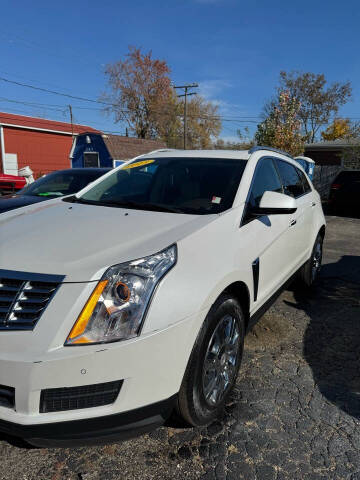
[177,294,245,426]
[299,233,323,287]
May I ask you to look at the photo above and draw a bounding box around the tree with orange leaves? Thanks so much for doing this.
[102,46,176,139]
[321,118,351,141]
[102,47,221,147]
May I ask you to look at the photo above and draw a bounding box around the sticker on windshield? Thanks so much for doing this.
[122,159,155,170]
[211,196,221,204]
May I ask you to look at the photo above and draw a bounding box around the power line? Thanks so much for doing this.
[0,97,65,112]
[0,75,261,123]
[1,75,358,136]
[0,75,114,107]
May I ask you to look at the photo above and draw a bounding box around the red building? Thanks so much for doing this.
[0,112,100,177]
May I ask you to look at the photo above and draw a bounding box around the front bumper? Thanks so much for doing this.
[0,395,176,447]
[0,309,204,445]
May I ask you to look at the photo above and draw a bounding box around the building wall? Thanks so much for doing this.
[343,156,360,170]
[71,133,113,168]
[304,149,342,166]
[3,127,72,177]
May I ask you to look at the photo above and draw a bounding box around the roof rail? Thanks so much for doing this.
[248,146,293,159]
[139,148,177,156]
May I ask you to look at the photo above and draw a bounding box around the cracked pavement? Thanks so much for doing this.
[1,215,360,480]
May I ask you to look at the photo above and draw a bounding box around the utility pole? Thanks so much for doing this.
[68,105,74,139]
[174,83,198,149]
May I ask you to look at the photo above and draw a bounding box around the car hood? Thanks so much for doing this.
[0,194,48,214]
[0,200,217,282]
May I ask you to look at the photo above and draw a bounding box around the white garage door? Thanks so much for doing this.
[3,153,18,175]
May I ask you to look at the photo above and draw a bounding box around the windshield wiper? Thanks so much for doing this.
[62,196,184,213]
[62,196,97,205]
[100,200,184,213]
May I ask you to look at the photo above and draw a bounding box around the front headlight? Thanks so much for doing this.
[65,244,177,345]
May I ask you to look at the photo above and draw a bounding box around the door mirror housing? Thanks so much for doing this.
[252,191,297,215]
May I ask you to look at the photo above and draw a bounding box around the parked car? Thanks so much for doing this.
[0,147,325,447]
[0,172,26,195]
[0,168,111,214]
[328,170,360,215]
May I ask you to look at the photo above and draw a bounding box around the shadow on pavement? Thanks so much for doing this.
[322,202,360,219]
[0,432,34,449]
[288,255,360,419]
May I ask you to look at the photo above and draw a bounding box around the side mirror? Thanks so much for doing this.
[252,191,297,215]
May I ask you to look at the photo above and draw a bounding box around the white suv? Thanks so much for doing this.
[0,147,325,446]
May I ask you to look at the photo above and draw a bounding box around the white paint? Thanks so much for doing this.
[0,122,78,136]
[3,153,18,175]
[259,190,296,209]
[0,148,326,429]
[69,135,77,160]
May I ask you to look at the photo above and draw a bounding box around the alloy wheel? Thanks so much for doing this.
[312,238,323,281]
[202,314,240,407]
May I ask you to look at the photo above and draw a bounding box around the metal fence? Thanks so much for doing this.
[312,165,342,200]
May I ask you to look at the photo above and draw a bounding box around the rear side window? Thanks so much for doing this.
[275,160,304,198]
[334,171,360,184]
[248,158,283,208]
[296,168,312,194]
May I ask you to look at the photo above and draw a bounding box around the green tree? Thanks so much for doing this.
[278,71,352,142]
[255,90,304,156]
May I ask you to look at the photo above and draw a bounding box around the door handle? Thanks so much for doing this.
[311,202,316,207]
[289,219,297,227]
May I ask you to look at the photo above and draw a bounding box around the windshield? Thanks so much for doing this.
[78,157,247,214]
[20,170,106,197]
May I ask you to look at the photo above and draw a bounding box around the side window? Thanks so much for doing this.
[243,159,282,224]
[296,168,312,194]
[275,160,304,198]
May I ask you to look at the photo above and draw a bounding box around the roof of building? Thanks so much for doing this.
[102,134,167,160]
[306,138,360,150]
[0,111,100,135]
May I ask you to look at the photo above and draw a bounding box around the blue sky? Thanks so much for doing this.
[0,0,359,141]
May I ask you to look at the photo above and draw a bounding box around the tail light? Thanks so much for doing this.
[331,183,342,190]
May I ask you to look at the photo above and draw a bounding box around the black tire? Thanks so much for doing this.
[299,233,323,287]
[177,294,245,426]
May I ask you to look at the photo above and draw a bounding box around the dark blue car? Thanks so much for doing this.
[0,168,111,214]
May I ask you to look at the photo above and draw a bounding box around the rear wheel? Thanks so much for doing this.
[177,294,245,426]
[299,233,323,287]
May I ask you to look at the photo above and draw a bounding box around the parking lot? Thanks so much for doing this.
[0,215,359,480]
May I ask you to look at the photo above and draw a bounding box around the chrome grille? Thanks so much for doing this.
[0,270,64,331]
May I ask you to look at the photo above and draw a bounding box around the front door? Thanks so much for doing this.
[241,157,298,308]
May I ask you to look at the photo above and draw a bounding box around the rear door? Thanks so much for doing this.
[274,159,314,268]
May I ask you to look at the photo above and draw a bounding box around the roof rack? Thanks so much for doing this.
[140,148,178,156]
[248,146,293,159]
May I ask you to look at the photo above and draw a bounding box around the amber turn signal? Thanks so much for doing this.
[66,280,108,344]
